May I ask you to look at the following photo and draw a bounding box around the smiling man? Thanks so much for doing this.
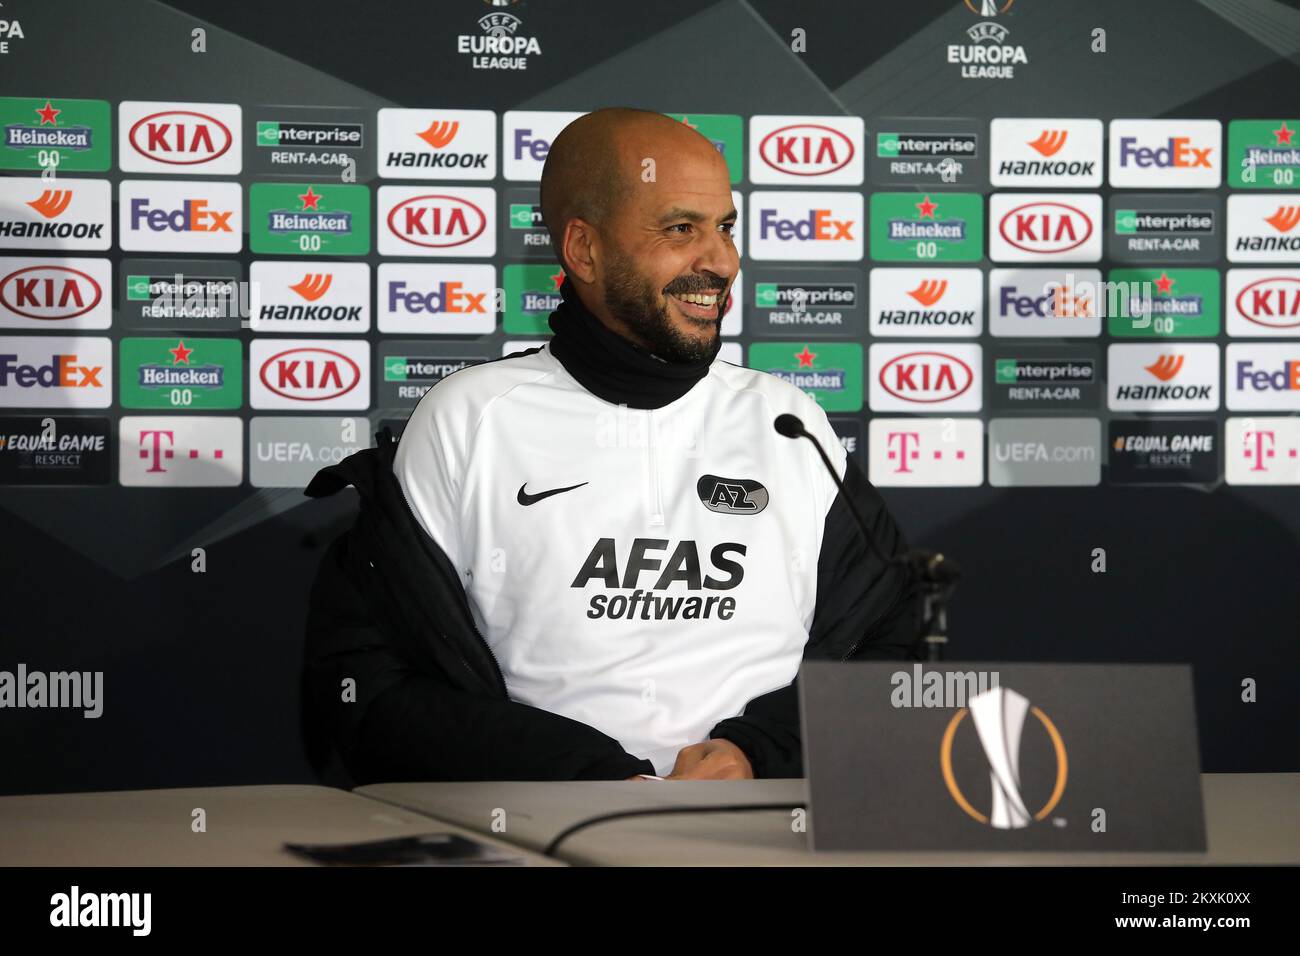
[303,107,921,784]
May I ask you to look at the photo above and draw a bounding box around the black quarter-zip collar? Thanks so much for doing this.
[546,276,715,410]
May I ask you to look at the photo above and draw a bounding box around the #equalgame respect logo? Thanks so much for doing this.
[0,336,111,408]
[120,180,241,254]
[989,193,1102,262]
[119,337,242,410]
[249,183,370,256]
[1226,343,1300,411]
[1108,419,1219,485]
[119,416,243,487]
[749,192,862,261]
[378,186,496,257]
[1226,194,1300,263]
[504,264,565,335]
[1225,269,1300,336]
[748,115,863,186]
[1228,119,1300,190]
[988,269,1102,338]
[250,339,370,411]
[1225,417,1300,485]
[1108,119,1221,188]
[867,417,983,487]
[378,263,497,335]
[377,108,496,180]
[748,342,863,412]
[1106,268,1220,338]
[868,268,983,336]
[665,114,744,183]
[0,415,111,486]
[869,193,983,262]
[0,97,111,172]
[0,177,111,251]
[118,101,242,175]
[502,111,585,180]
[869,343,982,412]
[989,119,1103,188]
[0,257,111,329]
[1107,343,1220,411]
[249,261,371,333]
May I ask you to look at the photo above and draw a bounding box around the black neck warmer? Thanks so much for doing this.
[547,277,714,410]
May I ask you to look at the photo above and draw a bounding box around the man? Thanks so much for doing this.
[303,108,921,783]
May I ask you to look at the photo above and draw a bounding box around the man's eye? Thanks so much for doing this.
[720,222,736,236]
[669,223,692,234]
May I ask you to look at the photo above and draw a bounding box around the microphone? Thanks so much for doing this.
[774,414,962,659]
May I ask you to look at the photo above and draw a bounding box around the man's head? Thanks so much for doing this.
[539,108,739,363]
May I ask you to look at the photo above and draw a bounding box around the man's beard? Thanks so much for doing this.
[602,245,723,365]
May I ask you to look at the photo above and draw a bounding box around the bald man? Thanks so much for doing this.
[303,108,921,785]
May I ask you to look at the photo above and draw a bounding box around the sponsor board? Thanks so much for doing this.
[1226,194,1300,263]
[1106,343,1220,412]
[1227,119,1300,190]
[0,96,111,172]
[988,418,1101,487]
[0,177,111,251]
[749,269,865,337]
[249,261,370,333]
[870,192,983,262]
[1108,418,1219,485]
[871,118,983,188]
[1108,119,1221,188]
[250,416,372,488]
[1106,193,1220,263]
[118,101,241,175]
[989,192,1101,262]
[249,338,369,410]
[666,113,744,183]
[377,108,496,180]
[119,415,242,486]
[119,180,241,253]
[988,344,1101,411]
[989,119,1103,188]
[988,268,1102,337]
[377,340,492,407]
[0,415,110,485]
[749,115,863,186]
[1226,342,1300,411]
[0,257,111,330]
[502,111,584,180]
[1225,416,1300,484]
[119,337,242,410]
[0,335,111,407]
[749,191,863,261]
[1106,268,1219,338]
[377,185,495,257]
[503,188,550,258]
[1225,269,1300,336]
[248,183,369,256]
[868,417,983,487]
[869,343,982,412]
[749,341,863,412]
[378,263,495,335]
[119,259,242,330]
[829,415,865,469]
[869,268,982,337]
[249,106,371,179]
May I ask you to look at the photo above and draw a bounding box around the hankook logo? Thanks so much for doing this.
[940,685,1068,829]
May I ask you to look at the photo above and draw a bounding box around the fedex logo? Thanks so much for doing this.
[748,191,863,261]
[1109,120,1221,188]
[0,336,112,407]
[379,264,497,334]
[119,181,242,253]
[502,111,585,180]
[988,269,1102,337]
[1227,344,1300,411]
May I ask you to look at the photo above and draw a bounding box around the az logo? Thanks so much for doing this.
[697,475,770,515]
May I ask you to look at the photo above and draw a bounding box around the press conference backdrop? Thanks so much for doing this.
[1,0,1296,794]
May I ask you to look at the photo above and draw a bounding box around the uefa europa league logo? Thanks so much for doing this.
[940,686,1068,829]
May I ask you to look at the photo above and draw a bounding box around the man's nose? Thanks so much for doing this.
[692,228,739,284]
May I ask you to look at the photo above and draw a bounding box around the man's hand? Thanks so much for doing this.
[665,738,754,780]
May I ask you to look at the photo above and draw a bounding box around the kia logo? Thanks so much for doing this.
[998,201,1093,254]
[759,123,855,177]
[386,194,487,248]
[1237,276,1300,329]
[879,351,973,403]
[258,347,361,401]
[128,110,234,165]
[0,265,102,320]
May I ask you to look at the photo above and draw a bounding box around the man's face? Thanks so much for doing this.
[598,140,739,363]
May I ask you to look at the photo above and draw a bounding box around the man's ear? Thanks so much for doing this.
[561,219,599,285]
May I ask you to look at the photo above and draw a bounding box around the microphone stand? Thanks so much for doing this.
[774,414,961,662]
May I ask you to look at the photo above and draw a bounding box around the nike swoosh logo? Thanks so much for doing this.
[517,481,588,506]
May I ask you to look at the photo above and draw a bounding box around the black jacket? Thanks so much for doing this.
[302,424,922,783]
